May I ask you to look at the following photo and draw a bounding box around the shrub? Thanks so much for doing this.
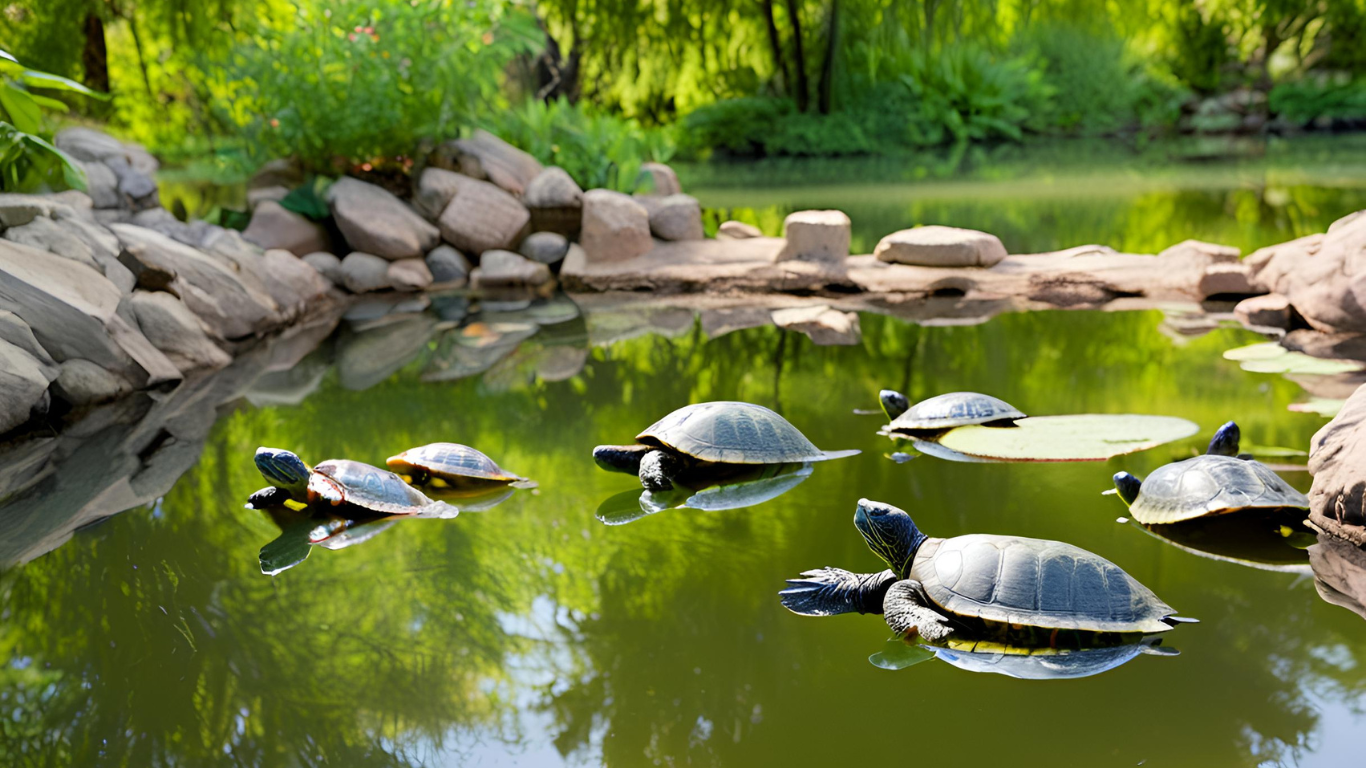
[0,47,106,191]
[1270,74,1366,125]
[899,45,1052,145]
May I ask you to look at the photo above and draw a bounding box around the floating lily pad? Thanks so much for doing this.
[1238,353,1362,376]
[869,639,936,670]
[1223,342,1287,362]
[934,414,1199,462]
[1240,444,1309,458]
[1289,398,1346,418]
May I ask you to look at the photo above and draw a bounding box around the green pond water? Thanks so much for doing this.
[4,139,1366,767]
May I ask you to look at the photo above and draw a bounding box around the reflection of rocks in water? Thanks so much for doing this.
[422,321,537,382]
[586,306,696,346]
[0,311,343,566]
[336,313,437,391]
[1309,534,1366,621]
[596,462,812,525]
[245,341,334,407]
[1134,512,1314,573]
[871,635,1177,680]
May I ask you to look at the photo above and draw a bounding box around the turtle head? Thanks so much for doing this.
[255,447,311,500]
[854,498,927,579]
[1112,472,1142,506]
[592,444,649,476]
[879,390,910,421]
[1206,421,1240,457]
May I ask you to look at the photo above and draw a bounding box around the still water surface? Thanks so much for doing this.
[4,140,1366,766]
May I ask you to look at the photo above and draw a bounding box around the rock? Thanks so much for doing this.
[1244,213,1366,333]
[44,189,94,214]
[302,252,343,284]
[771,305,862,345]
[52,359,133,406]
[246,185,290,209]
[0,194,72,227]
[1233,293,1294,329]
[242,201,330,256]
[874,225,1007,268]
[0,310,56,368]
[581,190,652,263]
[1329,210,1365,235]
[1198,262,1258,298]
[413,167,464,221]
[519,231,570,265]
[470,250,553,288]
[0,339,54,434]
[387,258,434,291]
[700,307,773,337]
[637,162,682,196]
[435,174,530,255]
[104,154,158,210]
[111,224,278,339]
[718,221,763,239]
[523,167,583,208]
[326,176,439,260]
[1159,239,1241,263]
[129,290,232,373]
[250,158,304,191]
[2,215,102,271]
[338,252,392,293]
[80,162,120,209]
[426,245,471,285]
[262,249,331,315]
[444,130,543,196]
[776,210,850,265]
[647,194,704,241]
[1310,383,1366,545]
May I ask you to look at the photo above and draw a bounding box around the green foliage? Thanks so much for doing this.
[0,47,107,191]
[215,0,542,171]
[898,45,1052,144]
[1166,3,1233,94]
[1269,74,1366,125]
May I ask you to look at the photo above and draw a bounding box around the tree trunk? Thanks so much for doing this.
[783,0,810,111]
[81,13,110,94]
[762,0,789,94]
[817,0,839,114]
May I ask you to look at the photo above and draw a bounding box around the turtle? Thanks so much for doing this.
[1111,421,1310,525]
[880,390,1026,435]
[780,498,1193,643]
[924,635,1177,680]
[254,447,457,518]
[387,443,534,491]
[592,401,859,491]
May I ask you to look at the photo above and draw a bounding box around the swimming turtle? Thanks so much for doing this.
[592,401,859,491]
[387,443,533,490]
[880,390,1026,434]
[1111,421,1309,525]
[781,498,1192,642]
[254,447,457,518]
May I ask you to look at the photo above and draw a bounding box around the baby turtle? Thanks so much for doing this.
[387,443,534,490]
[592,401,859,491]
[781,498,1192,642]
[1112,421,1309,525]
[881,390,1026,435]
[254,447,457,518]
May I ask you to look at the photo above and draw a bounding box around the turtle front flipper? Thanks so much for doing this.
[780,567,897,616]
[255,447,312,501]
[884,580,955,642]
[879,389,910,421]
[638,449,683,491]
[592,444,651,475]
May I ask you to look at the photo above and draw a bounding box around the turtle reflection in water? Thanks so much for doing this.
[593,401,858,491]
[247,489,404,575]
[870,635,1177,680]
[596,462,813,525]
[1133,511,1315,573]
[782,499,1193,650]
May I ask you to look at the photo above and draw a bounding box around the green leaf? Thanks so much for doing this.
[20,133,86,191]
[934,414,1200,462]
[21,70,108,99]
[0,83,42,134]
[27,93,68,113]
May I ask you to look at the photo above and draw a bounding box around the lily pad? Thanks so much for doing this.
[934,414,1199,462]
[1240,444,1309,458]
[1288,398,1346,418]
[869,639,936,670]
[1238,353,1362,376]
[1223,342,1287,362]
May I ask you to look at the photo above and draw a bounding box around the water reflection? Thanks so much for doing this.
[595,462,813,525]
[868,635,1179,680]
[1131,513,1315,573]
[1310,535,1366,622]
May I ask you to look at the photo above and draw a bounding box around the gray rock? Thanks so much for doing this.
[130,290,232,372]
[338,252,392,293]
[52,359,133,406]
[0,310,56,368]
[413,167,464,221]
[246,185,290,209]
[874,225,1007,268]
[242,200,330,256]
[524,167,583,208]
[80,162,120,209]
[44,190,94,215]
[104,154,159,210]
[637,162,682,196]
[53,127,125,163]
[647,194,703,241]
[471,250,553,288]
[426,245,471,285]
[387,258,434,291]
[776,210,850,265]
[302,252,343,284]
[0,339,56,434]
[580,190,652,263]
[718,220,763,239]
[519,231,570,265]
[771,305,862,345]
[262,249,331,316]
[3,216,102,271]
[326,176,439,260]
[445,130,543,196]
[250,158,303,191]
[0,194,73,227]
[435,174,530,254]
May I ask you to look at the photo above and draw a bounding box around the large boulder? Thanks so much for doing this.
[524,167,583,208]
[470,250,552,288]
[414,167,464,221]
[129,290,232,373]
[0,339,54,434]
[439,130,543,196]
[338,252,392,293]
[776,210,850,265]
[302,252,343,285]
[580,190,652,263]
[435,174,530,255]
[326,177,439,260]
[51,358,133,406]
[55,128,159,211]
[874,225,1007,268]
[647,194,704,241]
[387,258,434,291]
[426,245,471,285]
[262,249,332,316]
[1245,211,1366,333]
[242,201,330,256]
[1197,262,1258,299]
[1309,383,1366,545]
[1234,293,1294,329]
[519,231,570,265]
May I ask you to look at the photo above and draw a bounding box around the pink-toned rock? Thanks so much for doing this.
[524,167,583,208]
[580,190,652,263]
[771,305,861,345]
[1244,212,1366,333]
[1234,293,1293,329]
[776,210,850,265]
[242,201,329,256]
[637,163,681,196]
[1310,383,1366,546]
[718,221,762,239]
[443,130,543,196]
[387,258,434,292]
[1158,239,1240,263]
[874,225,1006,267]
[327,177,438,260]
[435,175,530,255]
[647,194,703,241]
[470,250,552,288]
[1197,262,1258,298]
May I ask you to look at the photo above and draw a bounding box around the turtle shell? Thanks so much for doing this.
[910,534,1178,634]
[310,460,454,517]
[637,401,859,465]
[388,443,524,484]
[887,392,1025,432]
[1129,455,1309,525]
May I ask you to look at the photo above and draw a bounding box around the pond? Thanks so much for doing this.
[3,139,1366,767]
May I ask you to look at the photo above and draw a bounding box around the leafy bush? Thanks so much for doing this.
[216,0,541,171]
[0,47,105,191]
[898,45,1052,144]
[1270,74,1366,125]
[678,97,797,156]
